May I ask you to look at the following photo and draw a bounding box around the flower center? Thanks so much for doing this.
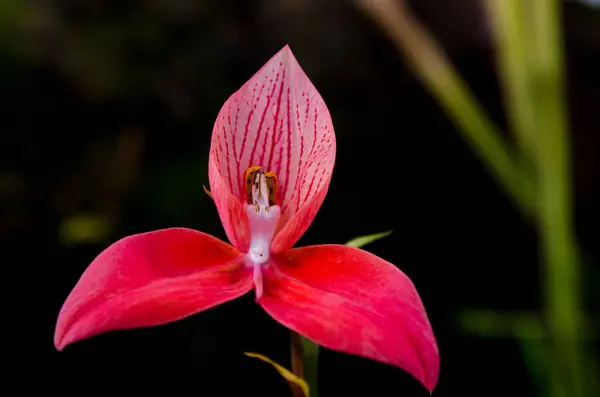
[243,166,281,300]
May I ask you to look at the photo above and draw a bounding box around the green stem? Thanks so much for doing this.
[530,1,587,396]
[486,0,538,163]
[300,336,319,397]
[291,332,319,397]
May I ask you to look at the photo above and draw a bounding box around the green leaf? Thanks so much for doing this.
[58,214,112,247]
[345,230,392,248]
[245,352,309,397]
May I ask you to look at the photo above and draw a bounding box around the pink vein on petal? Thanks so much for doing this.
[250,71,279,168]
[209,45,336,250]
[238,82,267,194]
[222,125,233,192]
[266,73,287,171]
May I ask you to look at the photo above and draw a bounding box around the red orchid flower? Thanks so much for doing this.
[54,45,439,393]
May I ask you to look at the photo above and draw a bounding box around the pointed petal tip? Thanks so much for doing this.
[54,307,69,351]
[54,313,81,351]
[277,44,293,57]
[270,44,300,70]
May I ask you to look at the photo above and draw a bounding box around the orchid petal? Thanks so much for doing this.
[260,245,439,393]
[209,45,336,251]
[54,228,251,350]
[208,157,250,251]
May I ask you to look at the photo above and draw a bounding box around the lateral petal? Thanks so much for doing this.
[54,228,251,350]
[259,244,439,393]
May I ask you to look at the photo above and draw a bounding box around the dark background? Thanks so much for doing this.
[2,0,599,396]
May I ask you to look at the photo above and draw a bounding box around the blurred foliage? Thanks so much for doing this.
[0,0,232,109]
[2,0,599,396]
[356,0,598,396]
[58,213,111,246]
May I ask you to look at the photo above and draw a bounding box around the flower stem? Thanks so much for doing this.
[485,0,538,164]
[530,1,590,396]
[290,332,319,397]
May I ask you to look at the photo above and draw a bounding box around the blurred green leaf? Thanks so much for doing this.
[486,0,538,166]
[459,309,598,339]
[58,214,112,247]
[517,338,552,396]
[345,230,392,248]
[530,0,592,395]
[355,0,537,219]
[458,309,544,340]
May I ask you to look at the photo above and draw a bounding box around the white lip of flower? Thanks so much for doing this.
[244,168,281,300]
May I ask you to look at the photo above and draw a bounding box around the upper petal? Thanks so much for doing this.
[270,183,329,253]
[54,228,252,350]
[259,245,439,393]
[209,45,336,251]
[208,156,250,251]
